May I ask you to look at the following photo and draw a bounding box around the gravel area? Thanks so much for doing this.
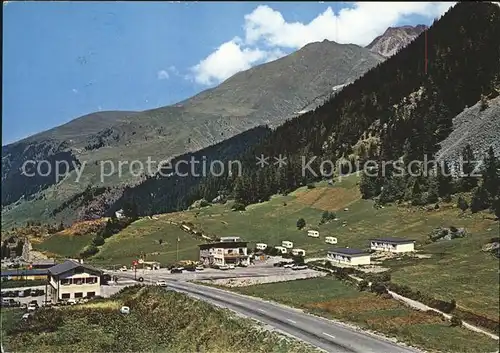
[199,270,327,287]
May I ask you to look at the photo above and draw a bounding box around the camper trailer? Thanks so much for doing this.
[325,237,337,244]
[307,230,320,238]
[281,241,294,249]
[255,243,267,250]
[291,249,306,256]
[274,246,287,254]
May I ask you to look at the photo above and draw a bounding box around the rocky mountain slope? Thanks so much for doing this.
[2,38,386,226]
[366,25,427,57]
[437,94,500,161]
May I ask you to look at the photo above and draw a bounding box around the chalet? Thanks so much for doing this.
[327,248,371,266]
[47,260,103,302]
[199,241,249,267]
[370,238,415,253]
[0,268,49,281]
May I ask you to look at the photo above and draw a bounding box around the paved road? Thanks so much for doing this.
[166,281,420,353]
[107,272,419,353]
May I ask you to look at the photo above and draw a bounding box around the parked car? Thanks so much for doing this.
[292,264,308,270]
[119,266,128,272]
[195,265,204,271]
[120,306,130,315]
[170,268,183,274]
[237,262,248,267]
[156,280,168,287]
[227,264,235,270]
[22,313,32,320]
[185,266,196,272]
[67,299,77,305]
[219,265,229,270]
[27,303,38,312]
[1,298,20,307]
[283,262,295,268]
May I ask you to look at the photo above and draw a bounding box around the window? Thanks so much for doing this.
[61,279,71,285]
[74,292,83,298]
[73,278,84,285]
[62,293,70,299]
[85,277,97,284]
[86,292,95,298]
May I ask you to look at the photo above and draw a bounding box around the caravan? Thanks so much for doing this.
[274,246,287,254]
[307,230,320,238]
[256,243,268,250]
[281,241,294,249]
[325,237,337,244]
[291,249,306,256]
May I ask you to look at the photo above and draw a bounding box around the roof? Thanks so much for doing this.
[370,237,415,244]
[328,248,369,256]
[1,269,49,277]
[199,241,247,250]
[48,260,103,276]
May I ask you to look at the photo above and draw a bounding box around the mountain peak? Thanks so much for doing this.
[367,24,427,57]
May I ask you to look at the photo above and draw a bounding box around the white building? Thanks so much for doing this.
[274,246,287,254]
[370,238,415,253]
[325,237,337,244]
[307,230,320,238]
[199,241,249,266]
[281,241,293,249]
[291,248,306,256]
[220,236,242,242]
[47,260,103,302]
[327,248,370,266]
[255,243,267,250]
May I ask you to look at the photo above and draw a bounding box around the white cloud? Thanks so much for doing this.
[72,88,78,94]
[157,70,169,80]
[190,37,269,85]
[190,2,455,85]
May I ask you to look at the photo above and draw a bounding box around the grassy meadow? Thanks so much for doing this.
[231,277,499,353]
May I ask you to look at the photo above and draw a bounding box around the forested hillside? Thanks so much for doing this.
[111,2,499,218]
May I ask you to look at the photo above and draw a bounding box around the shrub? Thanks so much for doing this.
[450,316,462,327]
[296,218,306,230]
[371,282,387,295]
[307,184,316,189]
[232,202,246,211]
[358,280,369,292]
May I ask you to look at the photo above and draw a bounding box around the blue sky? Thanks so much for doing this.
[2,1,455,144]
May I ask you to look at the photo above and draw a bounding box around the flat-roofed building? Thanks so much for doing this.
[370,238,415,253]
[327,248,371,266]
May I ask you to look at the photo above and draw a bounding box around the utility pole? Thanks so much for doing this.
[176,237,179,262]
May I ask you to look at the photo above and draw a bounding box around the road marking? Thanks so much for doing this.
[257,308,266,313]
[322,332,336,339]
[287,318,297,324]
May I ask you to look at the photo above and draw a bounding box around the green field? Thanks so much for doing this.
[89,220,201,267]
[1,286,318,353]
[231,277,499,353]
[33,233,94,259]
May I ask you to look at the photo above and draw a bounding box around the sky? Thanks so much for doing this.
[2,1,458,145]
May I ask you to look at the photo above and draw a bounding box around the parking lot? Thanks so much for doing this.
[1,285,51,307]
[106,257,324,285]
